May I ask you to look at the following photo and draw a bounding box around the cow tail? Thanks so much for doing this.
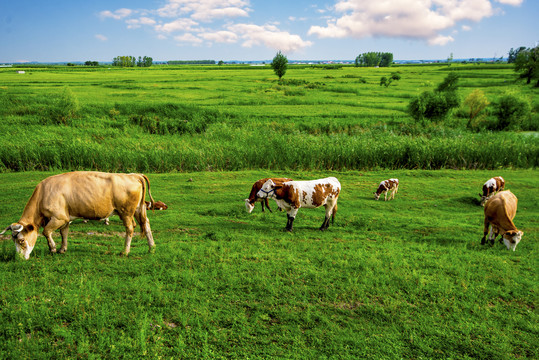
[137,174,154,237]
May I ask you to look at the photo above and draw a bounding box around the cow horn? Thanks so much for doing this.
[0,225,11,235]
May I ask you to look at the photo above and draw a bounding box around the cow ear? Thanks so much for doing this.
[26,224,35,232]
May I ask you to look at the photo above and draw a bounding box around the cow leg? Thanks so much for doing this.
[43,217,69,253]
[384,191,388,201]
[285,208,299,232]
[320,204,332,231]
[488,226,498,245]
[142,217,155,253]
[286,214,295,232]
[58,223,70,254]
[121,216,136,256]
[481,220,489,245]
[260,199,265,212]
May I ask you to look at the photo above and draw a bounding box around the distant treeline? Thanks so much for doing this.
[355,52,393,67]
[168,60,216,65]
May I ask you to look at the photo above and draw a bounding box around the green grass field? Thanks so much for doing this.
[0,64,538,358]
[1,64,537,172]
[0,170,537,359]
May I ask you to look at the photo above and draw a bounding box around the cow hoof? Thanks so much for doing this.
[58,248,66,254]
[50,248,57,254]
[148,246,156,254]
[120,251,129,257]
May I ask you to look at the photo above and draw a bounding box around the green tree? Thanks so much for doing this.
[355,52,393,67]
[143,56,153,67]
[493,93,531,130]
[271,51,288,80]
[436,72,459,92]
[514,46,539,87]
[463,89,490,128]
[508,46,526,63]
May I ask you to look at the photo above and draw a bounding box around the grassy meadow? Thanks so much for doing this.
[0,64,537,172]
[0,170,538,359]
[0,64,538,358]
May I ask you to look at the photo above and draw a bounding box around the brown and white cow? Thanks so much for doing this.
[374,179,399,201]
[481,190,523,251]
[244,178,292,213]
[257,177,341,231]
[146,200,168,210]
[0,171,155,259]
[479,176,505,206]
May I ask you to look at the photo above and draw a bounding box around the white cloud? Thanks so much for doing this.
[174,33,203,44]
[428,35,454,46]
[126,17,157,29]
[155,18,199,33]
[99,8,133,20]
[496,0,523,5]
[200,31,239,43]
[228,24,313,53]
[98,0,311,53]
[461,25,472,31]
[308,0,521,46]
[95,34,108,41]
[157,0,251,21]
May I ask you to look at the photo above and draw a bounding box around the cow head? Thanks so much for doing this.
[373,192,381,200]
[479,194,488,206]
[244,199,255,213]
[153,201,168,210]
[257,179,278,199]
[502,230,523,251]
[0,223,38,260]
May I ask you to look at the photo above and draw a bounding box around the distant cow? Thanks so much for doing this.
[481,190,523,251]
[257,177,341,231]
[244,178,292,213]
[374,179,399,201]
[146,200,168,210]
[479,176,505,206]
[0,172,155,259]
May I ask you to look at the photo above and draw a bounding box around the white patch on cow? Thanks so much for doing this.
[245,199,255,213]
[503,231,522,251]
[15,240,34,260]
[484,178,496,189]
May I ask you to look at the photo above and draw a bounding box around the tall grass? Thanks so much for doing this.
[0,123,536,172]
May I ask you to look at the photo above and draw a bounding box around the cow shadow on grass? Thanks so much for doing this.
[456,196,482,207]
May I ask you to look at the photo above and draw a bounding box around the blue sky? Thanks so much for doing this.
[1,0,537,63]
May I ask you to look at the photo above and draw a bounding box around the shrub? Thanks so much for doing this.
[463,89,490,129]
[408,72,460,122]
[407,91,459,122]
[492,93,531,130]
[49,87,80,125]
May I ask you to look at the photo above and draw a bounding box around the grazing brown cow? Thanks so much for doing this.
[374,179,399,201]
[479,176,505,206]
[84,201,168,226]
[146,200,168,210]
[0,172,155,259]
[481,190,523,251]
[244,178,292,213]
[257,177,341,231]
